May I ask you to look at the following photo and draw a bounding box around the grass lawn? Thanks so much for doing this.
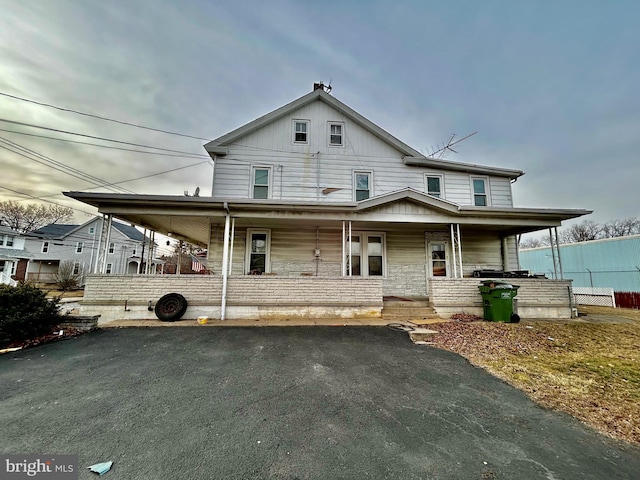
[419,306,640,445]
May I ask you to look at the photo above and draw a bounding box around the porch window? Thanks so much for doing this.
[354,171,372,201]
[246,229,271,274]
[345,233,385,277]
[41,241,49,253]
[108,242,115,254]
[329,122,344,146]
[472,177,488,206]
[252,166,271,199]
[75,242,84,254]
[425,175,443,198]
[293,120,309,144]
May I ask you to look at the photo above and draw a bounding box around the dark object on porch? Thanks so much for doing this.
[478,281,520,323]
[154,293,188,322]
[473,269,531,278]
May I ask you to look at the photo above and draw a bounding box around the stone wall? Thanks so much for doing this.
[429,278,574,319]
[81,274,383,322]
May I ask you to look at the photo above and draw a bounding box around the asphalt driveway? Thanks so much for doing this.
[1,327,638,479]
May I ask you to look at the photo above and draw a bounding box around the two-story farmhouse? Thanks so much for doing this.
[0,226,32,286]
[23,218,162,285]
[66,85,590,322]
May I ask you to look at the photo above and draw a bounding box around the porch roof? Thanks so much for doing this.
[64,189,591,246]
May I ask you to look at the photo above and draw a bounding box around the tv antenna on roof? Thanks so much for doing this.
[426,131,477,159]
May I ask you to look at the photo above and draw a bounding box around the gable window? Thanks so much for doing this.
[132,246,137,256]
[354,171,372,201]
[425,175,443,198]
[252,166,271,199]
[41,241,49,253]
[472,177,488,206]
[89,226,95,234]
[245,229,271,274]
[329,122,344,146]
[293,120,309,144]
[105,263,113,274]
[75,242,84,254]
[108,242,115,254]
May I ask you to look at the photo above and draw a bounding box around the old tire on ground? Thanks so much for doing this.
[154,293,188,321]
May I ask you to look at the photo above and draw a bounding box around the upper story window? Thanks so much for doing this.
[72,262,81,275]
[41,241,49,253]
[252,166,271,199]
[425,175,443,198]
[89,226,95,234]
[293,120,309,144]
[132,246,138,256]
[0,235,13,247]
[472,177,489,206]
[75,242,84,254]
[108,242,115,254]
[354,171,372,201]
[105,263,113,274]
[329,122,344,146]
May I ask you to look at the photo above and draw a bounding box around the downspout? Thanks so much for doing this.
[220,202,231,320]
[228,218,235,275]
[348,220,352,276]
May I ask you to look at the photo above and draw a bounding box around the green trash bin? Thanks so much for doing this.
[478,281,520,323]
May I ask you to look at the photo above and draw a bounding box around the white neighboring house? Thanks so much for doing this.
[23,218,162,285]
[0,225,32,286]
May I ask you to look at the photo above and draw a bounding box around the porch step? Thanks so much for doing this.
[382,297,439,321]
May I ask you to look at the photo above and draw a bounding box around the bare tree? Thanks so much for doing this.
[0,201,73,234]
[560,220,603,244]
[518,236,548,249]
[53,261,86,292]
[602,217,640,238]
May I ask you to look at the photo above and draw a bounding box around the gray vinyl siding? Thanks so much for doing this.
[212,99,513,206]
[460,231,503,276]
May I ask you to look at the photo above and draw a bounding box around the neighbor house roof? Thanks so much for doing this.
[28,220,145,242]
[204,88,524,180]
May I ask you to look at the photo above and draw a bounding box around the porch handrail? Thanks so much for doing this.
[0,271,17,287]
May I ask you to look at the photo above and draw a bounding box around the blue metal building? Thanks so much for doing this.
[519,235,640,292]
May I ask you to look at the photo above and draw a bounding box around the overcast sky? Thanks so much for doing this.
[1,0,638,235]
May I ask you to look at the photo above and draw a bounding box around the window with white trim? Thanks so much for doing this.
[328,122,344,146]
[5,236,14,247]
[472,177,488,206]
[245,229,271,274]
[425,174,443,198]
[293,120,309,144]
[72,262,81,275]
[75,242,84,254]
[132,246,137,256]
[89,226,95,234]
[108,242,115,254]
[354,171,372,201]
[105,263,113,274]
[41,241,49,253]
[251,166,271,199]
[345,233,386,277]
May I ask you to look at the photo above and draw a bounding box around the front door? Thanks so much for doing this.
[427,241,449,278]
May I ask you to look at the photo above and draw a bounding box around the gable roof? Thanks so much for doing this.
[204,88,524,179]
[28,220,145,242]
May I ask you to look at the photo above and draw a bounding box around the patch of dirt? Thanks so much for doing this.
[3,326,88,352]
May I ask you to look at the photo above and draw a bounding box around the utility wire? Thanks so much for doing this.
[0,91,211,141]
[0,118,209,156]
[0,184,98,218]
[0,137,134,194]
[0,128,207,159]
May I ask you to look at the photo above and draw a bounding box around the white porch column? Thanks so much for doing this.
[220,209,231,320]
[501,237,509,272]
[228,218,235,275]
[450,224,458,278]
[95,214,112,274]
[348,221,352,277]
[554,227,564,279]
[341,221,346,277]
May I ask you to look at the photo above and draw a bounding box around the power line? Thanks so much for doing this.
[0,137,134,194]
[0,91,211,141]
[0,118,210,156]
[0,128,207,159]
[0,184,98,218]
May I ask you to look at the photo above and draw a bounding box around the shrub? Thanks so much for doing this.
[54,260,85,292]
[0,283,62,347]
